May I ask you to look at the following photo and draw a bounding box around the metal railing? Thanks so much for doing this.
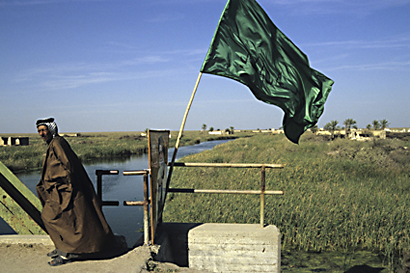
[95,169,151,245]
[167,162,284,227]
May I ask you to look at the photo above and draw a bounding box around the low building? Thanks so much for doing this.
[0,137,29,146]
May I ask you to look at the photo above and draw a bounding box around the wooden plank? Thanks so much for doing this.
[0,161,46,235]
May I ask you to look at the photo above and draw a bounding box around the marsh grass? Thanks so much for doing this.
[163,132,410,271]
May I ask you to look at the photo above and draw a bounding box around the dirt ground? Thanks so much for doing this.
[0,243,210,273]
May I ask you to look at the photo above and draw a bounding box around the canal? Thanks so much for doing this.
[0,139,232,247]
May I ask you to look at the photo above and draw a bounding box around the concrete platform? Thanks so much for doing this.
[154,223,280,273]
[0,234,53,245]
[188,223,280,273]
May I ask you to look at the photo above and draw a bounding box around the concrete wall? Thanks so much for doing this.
[0,137,7,146]
[189,224,280,273]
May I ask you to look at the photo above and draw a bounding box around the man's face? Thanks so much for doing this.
[37,125,52,142]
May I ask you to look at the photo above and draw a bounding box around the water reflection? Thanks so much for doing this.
[0,139,231,246]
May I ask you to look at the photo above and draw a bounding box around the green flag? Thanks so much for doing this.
[201,0,334,144]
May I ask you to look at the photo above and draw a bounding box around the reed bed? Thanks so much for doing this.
[163,133,410,271]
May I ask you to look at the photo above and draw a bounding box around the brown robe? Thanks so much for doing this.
[36,135,117,254]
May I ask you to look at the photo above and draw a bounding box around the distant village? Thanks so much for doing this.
[1,128,410,147]
[0,136,29,146]
[0,133,78,147]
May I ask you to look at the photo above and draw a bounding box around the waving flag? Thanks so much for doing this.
[201,0,334,143]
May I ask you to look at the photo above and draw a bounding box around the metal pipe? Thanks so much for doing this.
[95,170,119,207]
[260,166,266,227]
[123,170,150,176]
[167,188,283,195]
[123,201,148,206]
[143,172,150,245]
[102,201,119,206]
[121,170,150,245]
[168,162,284,169]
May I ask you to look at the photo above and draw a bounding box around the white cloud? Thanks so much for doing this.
[328,60,410,71]
[304,36,410,50]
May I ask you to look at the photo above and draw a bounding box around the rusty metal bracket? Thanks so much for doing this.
[0,161,46,235]
[95,170,120,207]
[123,170,150,245]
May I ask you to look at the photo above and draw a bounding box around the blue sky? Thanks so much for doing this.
[1,0,409,134]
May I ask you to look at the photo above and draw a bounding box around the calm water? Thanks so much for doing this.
[0,139,231,247]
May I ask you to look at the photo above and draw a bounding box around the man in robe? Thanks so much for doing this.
[36,117,123,266]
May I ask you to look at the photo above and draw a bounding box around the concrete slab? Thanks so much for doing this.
[0,234,53,245]
[188,223,280,273]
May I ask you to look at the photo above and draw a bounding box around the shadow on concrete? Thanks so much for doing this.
[152,223,203,267]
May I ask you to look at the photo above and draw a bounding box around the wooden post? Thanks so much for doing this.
[166,72,203,194]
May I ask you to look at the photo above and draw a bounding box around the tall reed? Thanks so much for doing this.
[163,133,410,270]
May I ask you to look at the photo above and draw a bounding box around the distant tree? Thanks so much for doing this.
[229,126,234,134]
[209,127,214,132]
[366,124,372,130]
[324,120,339,139]
[372,120,381,130]
[202,124,207,131]
[343,118,357,132]
[324,120,339,131]
[380,119,389,129]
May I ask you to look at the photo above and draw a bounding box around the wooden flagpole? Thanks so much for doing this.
[166,72,203,194]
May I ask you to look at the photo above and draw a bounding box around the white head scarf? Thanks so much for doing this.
[36,117,58,137]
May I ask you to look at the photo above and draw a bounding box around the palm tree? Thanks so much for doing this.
[324,120,339,131]
[324,120,338,139]
[343,118,357,133]
[202,124,207,134]
[379,119,389,130]
[366,124,372,130]
[372,120,381,130]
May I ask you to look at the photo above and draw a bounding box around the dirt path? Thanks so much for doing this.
[0,243,209,273]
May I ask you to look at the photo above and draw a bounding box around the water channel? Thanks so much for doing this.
[0,139,232,247]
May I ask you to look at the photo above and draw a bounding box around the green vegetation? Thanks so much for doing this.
[2,128,410,271]
[163,132,410,271]
[0,130,251,173]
